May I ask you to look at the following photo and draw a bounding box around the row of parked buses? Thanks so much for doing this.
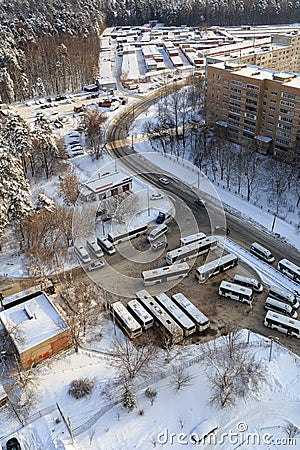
[250,242,300,284]
[142,253,239,286]
[110,290,210,342]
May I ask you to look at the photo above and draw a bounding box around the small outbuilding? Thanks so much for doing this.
[0,293,72,370]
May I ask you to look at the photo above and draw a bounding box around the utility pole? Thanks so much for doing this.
[67,416,74,444]
[271,213,277,233]
[56,402,74,443]
[147,186,150,216]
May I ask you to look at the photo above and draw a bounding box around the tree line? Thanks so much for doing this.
[103,0,300,27]
[144,82,300,221]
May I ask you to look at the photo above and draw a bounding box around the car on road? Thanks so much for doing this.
[194,198,206,207]
[151,193,164,200]
[159,177,169,185]
[156,212,166,224]
[214,226,230,235]
[87,261,105,271]
[6,437,21,450]
[152,241,168,251]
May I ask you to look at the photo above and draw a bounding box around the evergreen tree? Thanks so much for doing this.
[122,384,137,411]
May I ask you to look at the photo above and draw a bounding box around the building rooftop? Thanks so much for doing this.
[211,61,300,86]
[0,293,69,354]
[82,170,132,195]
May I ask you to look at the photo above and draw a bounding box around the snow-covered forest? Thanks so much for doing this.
[0,0,104,103]
[1,0,300,102]
[103,0,300,27]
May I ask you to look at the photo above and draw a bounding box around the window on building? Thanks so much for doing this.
[281,92,296,100]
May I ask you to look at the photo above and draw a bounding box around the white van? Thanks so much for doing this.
[268,285,299,309]
[265,296,298,319]
[86,239,104,258]
[233,274,263,293]
[97,237,116,255]
[250,242,275,263]
[74,245,91,263]
[147,224,168,242]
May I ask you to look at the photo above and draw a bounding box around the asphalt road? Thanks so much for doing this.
[106,91,300,268]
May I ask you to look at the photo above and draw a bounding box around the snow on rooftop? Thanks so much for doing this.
[0,293,69,353]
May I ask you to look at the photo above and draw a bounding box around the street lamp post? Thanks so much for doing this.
[147,185,150,216]
[247,305,253,344]
[268,335,279,362]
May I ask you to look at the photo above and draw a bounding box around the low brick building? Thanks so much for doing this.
[0,292,72,369]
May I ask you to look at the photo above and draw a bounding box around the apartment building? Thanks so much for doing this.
[233,34,300,73]
[206,61,300,159]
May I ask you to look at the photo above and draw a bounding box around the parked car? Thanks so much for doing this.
[87,261,105,271]
[156,212,166,224]
[190,418,218,444]
[6,437,21,450]
[159,177,169,185]
[151,193,164,200]
[152,241,168,251]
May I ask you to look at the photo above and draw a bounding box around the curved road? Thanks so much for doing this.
[106,90,300,267]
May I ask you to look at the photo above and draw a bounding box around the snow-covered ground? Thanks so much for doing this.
[2,328,300,449]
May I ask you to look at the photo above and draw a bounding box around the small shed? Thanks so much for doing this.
[0,293,72,370]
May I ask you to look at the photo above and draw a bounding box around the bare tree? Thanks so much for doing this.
[267,158,290,215]
[145,387,157,406]
[60,281,103,352]
[284,421,300,439]
[170,366,193,392]
[203,328,266,408]
[80,109,106,159]
[58,168,81,206]
[72,203,98,242]
[110,337,157,381]
[101,192,140,226]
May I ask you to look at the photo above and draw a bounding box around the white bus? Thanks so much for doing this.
[155,292,196,337]
[250,242,275,264]
[74,245,91,263]
[264,297,297,319]
[127,299,154,329]
[219,281,252,305]
[136,290,184,343]
[147,224,168,242]
[195,254,239,283]
[97,237,116,255]
[171,293,210,333]
[268,285,299,309]
[166,237,218,265]
[180,232,206,247]
[233,274,263,293]
[107,224,148,245]
[277,259,300,284]
[264,310,300,338]
[110,301,142,339]
[86,238,104,258]
[142,262,189,286]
